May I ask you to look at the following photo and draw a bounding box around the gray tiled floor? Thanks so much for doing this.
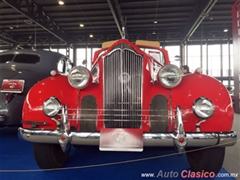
[223,113,240,179]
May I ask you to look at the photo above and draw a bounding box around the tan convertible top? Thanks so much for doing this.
[135,40,160,48]
[102,39,160,49]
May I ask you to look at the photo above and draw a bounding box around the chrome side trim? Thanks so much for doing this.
[18,128,237,147]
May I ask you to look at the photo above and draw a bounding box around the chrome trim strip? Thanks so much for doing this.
[18,128,237,147]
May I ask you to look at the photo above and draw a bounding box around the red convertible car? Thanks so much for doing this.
[19,39,237,174]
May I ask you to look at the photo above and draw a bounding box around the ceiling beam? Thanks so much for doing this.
[181,0,218,43]
[0,29,17,44]
[107,0,127,38]
[3,0,68,43]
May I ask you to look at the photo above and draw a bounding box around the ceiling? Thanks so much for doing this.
[0,0,236,49]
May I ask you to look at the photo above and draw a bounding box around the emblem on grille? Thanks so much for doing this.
[118,72,131,83]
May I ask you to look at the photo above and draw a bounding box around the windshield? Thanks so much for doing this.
[0,54,14,63]
[13,54,40,64]
[0,54,41,64]
[148,50,165,64]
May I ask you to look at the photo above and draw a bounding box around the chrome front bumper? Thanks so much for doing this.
[19,127,237,147]
[18,107,237,152]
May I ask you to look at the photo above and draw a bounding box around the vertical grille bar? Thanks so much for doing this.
[104,48,143,128]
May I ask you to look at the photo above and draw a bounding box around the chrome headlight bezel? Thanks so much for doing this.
[43,97,61,117]
[158,64,183,88]
[68,66,91,89]
[192,97,215,119]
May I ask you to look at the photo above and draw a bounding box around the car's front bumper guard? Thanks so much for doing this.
[18,106,237,153]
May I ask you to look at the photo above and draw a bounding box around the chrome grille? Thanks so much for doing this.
[104,48,143,128]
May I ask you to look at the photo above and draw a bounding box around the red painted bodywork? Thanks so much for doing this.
[22,39,234,133]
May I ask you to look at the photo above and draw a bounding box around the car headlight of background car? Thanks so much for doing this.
[193,97,214,119]
[68,66,91,89]
[43,97,61,117]
[158,64,182,88]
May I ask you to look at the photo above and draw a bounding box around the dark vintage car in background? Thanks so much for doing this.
[18,39,237,175]
[0,49,73,126]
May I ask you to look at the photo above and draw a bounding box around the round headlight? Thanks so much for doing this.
[43,97,61,117]
[68,66,90,89]
[193,97,214,119]
[158,64,182,88]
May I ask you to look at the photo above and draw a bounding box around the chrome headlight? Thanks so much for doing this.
[43,97,61,117]
[158,64,182,88]
[68,66,90,89]
[193,97,214,119]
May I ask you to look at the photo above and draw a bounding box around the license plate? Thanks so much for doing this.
[1,79,25,93]
[100,128,143,152]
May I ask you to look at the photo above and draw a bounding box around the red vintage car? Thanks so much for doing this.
[19,39,237,174]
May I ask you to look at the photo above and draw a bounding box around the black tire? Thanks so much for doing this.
[186,146,225,174]
[33,143,70,169]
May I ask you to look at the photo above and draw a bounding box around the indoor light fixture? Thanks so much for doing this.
[153,20,158,24]
[209,11,213,21]
[223,29,228,32]
[58,1,64,5]
[79,24,84,27]
[24,19,33,25]
[89,34,93,38]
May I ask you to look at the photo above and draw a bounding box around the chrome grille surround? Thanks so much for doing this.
[103,47,143,128]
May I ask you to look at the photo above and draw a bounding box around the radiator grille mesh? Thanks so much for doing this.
[104,48,143,128]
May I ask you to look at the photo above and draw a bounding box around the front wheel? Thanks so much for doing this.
[186,146,225,174]
[33,143,70,169]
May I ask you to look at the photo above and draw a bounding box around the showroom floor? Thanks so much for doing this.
[0,115,239,180]
[223,113,240,177]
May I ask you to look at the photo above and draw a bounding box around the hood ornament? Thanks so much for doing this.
[122,27,125,39]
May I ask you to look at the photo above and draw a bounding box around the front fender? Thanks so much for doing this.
[171,73,233,132]
[22,75,78,129]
